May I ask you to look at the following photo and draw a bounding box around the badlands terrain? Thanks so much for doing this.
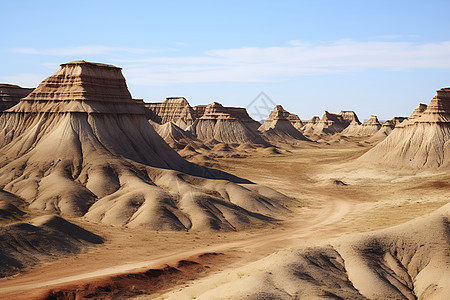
[0,61,448,299]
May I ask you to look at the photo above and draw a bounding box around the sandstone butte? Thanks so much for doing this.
[0,60,291,231]
[258,105,309,142]
[360,88,450,168]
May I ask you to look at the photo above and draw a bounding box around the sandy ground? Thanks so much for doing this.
[0,142,448,299]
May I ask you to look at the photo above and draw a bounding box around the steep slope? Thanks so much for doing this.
[0,61,290,231]
[360,88,450,168]
[165,203,450,299]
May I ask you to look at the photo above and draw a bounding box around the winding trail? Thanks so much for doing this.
[0,199,351,297]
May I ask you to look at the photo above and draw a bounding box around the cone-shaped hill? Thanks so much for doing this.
[259,105,309,142]
[360,88,450,168]
[0,61,290,231]
[188,102,268,145]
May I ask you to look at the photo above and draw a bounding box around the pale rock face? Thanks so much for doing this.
[409,103,428,119]
[287,113,303,129]
[0,84,34,112]
[189,102,267,144]
[258,105,309,142]
[302,110,356,136]
[360,88,450,168]
[342,115,382,137]
[144,97,196,129]
[0,61,290,230]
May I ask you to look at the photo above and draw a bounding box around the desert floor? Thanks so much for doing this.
[0,142,448,299]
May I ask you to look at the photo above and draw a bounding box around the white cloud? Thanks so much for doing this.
[121,40,450,85]
[10,40,450,86]
[12,45,153,56]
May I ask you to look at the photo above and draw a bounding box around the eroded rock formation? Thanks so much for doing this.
[188,102,267,144]
[0,61,290,231]
[259,105,309,142]
[360,88,450,168]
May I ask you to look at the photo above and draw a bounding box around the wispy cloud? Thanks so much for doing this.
[120,40,450,85]
[12,45,154,56]
[10,40,450,86]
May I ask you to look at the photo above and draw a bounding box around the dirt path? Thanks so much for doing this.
[0,199,351,298]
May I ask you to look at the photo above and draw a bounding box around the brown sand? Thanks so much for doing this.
[0,142,448,299]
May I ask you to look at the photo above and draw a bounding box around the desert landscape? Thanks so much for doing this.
[1,2,450,299]
[0,60,448,300]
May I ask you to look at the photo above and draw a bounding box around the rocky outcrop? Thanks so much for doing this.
[0,84,33,112]
[144,97,196,129]
[370,116,408,141]
[342,115,382,137]
[259,105,309,142]
[409,103,428,120]
[360,88,450,168]
[188,102,267,144]
[287,113,303,129]
[0,60,290,231]
[302,111,355,136]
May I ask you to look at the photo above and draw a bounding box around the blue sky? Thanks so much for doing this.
[1,0,450,120]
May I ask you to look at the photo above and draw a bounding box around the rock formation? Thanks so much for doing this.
[259,105,309,142]
[409,103,428,120]
[360,88,450,168]
[287,113,303,129]
[0,84,33,112]
[188,102,267,145]
[302,111,356,136]
[0,60,290,231]
[150,120,200,149]
[342,115,382,137]
[144,97,196,129]
[370,116,408,141]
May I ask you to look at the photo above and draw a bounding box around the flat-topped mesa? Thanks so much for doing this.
[144,97,196,129]
[0,84,34,112]
[360,88,450,168]
[9,60,143,115]
[259,105,309,141]
[189,101,266,144]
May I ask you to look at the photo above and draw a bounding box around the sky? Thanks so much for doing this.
[1,0,450,121]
